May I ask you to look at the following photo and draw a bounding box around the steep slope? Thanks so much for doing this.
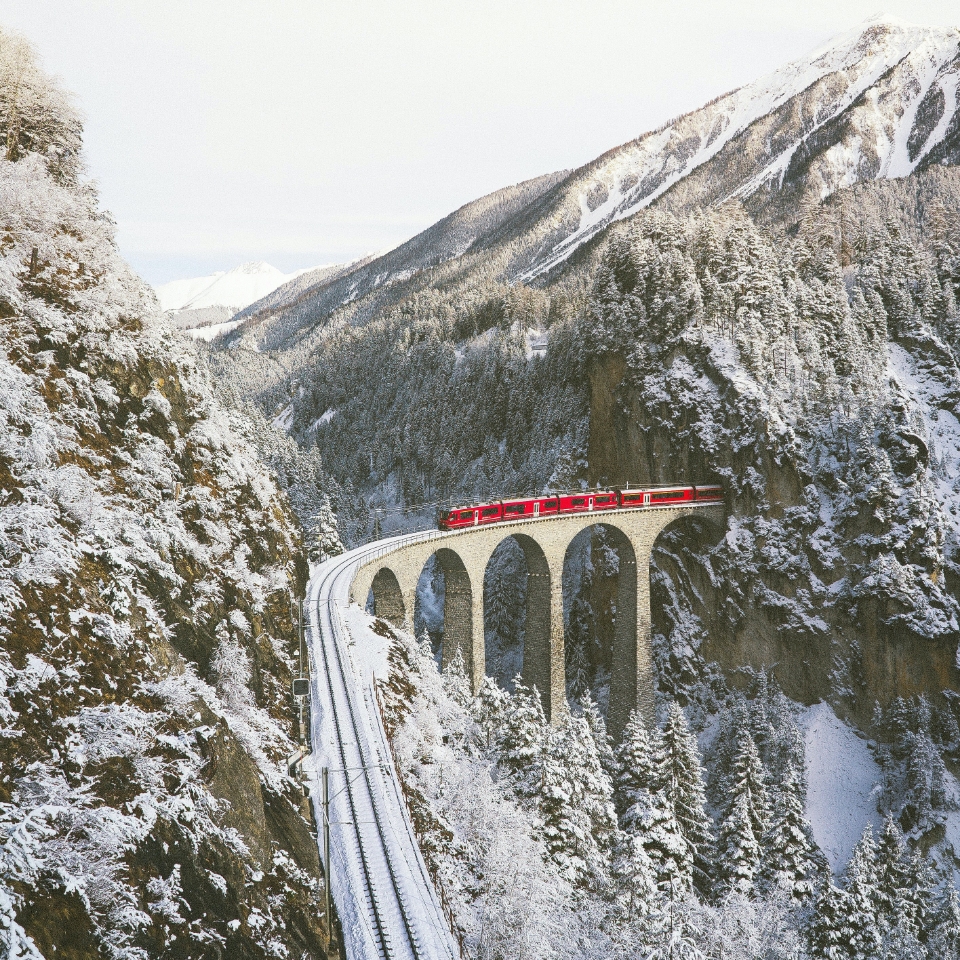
[580,201,960,724]
[214,14,960,372]
[0,33,336,960]
[519,14,960,278]
[218,169,569,354]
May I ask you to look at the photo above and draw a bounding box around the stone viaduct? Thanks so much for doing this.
[350,503,724,737]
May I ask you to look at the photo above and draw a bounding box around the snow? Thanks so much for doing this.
[521,16,960,281]
[341,603,391,682]
[801,702,882,872]
[185,317,245,341]
[154,261,316,313]
[306,530,460,960]
[271,404,294,431]
[308,409,337,431]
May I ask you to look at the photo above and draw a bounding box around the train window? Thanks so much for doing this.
[651,492,679,501]
[460,510,474,519]
[622,493,641,502]
[572,497,585,507]
[543,500,558,509]
[482,507,499,517]
[505,504,524,514]
[595,495,611,504]
[448,511,458,519]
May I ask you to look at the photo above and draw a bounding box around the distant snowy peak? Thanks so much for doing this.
[155,261,315,313]
[521,16,960,279]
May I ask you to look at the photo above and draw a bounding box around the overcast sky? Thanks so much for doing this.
[2,1,960,285]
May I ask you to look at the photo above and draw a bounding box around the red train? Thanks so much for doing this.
[438,485,723,530]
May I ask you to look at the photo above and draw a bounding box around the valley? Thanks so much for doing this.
[4,11,960,960]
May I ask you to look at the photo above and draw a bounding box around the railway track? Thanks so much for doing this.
[308,534,459,960]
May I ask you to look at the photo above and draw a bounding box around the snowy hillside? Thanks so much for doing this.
[0,30,338,958]
[206,14,960,366]
[519,14,960,279]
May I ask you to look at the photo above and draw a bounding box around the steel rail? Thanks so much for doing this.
[310,532,460,960]
[311,556,394,958]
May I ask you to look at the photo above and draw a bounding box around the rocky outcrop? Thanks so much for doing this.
[0,112,334,960]
[580,207,960,728]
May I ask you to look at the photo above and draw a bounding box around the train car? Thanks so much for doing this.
[438,500,503,530]
[501,495,563,520]
[617,487,695,508]
[556,491,619,515]
[694,484,723,502]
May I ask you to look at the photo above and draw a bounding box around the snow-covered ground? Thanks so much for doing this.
[306,531,460,960]
[801,701,882,872]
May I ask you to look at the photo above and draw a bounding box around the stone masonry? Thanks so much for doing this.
[350,504,724,737]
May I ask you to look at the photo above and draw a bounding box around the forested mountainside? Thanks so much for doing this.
[222,169,569,355]
[209,13,960,386]
[0,31,339,959]
[375,619,960,960]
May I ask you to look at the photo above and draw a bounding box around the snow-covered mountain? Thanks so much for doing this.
[156,260,308,312]
[516,13,960,279]
[219,14,960,358]
[155,260,325,341]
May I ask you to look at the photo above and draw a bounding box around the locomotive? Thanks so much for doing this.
[437,485,723,531]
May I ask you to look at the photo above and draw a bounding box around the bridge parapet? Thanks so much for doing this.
[349,502,724,736]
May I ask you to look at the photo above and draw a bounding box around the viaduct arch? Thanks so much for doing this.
[352,503,724,737]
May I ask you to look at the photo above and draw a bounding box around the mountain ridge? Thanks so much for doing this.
[217,14,960,360]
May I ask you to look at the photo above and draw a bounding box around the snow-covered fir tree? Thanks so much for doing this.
[929,885,960,959]
[498,678,547,796]
[538,712,616,886]
[841,826,884,960]
[761,767,819,901]
[717,731,771,895]
[615,709,693,894]
[660,702,713,893]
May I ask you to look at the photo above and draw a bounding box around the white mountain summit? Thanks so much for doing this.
[155,260,304,312]
[155,260,317,340]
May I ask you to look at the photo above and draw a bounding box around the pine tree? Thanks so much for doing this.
[717,731,770,895]
[929,885,960,959]
[538,713,616,886]
[710,692,750,797]
[614,709,659,817]
[609,830,658,921]
[808,881,856,960]
[899,850,936,938]
[614,710,692,894]
[762,767,818,901]
[579,690,616,778]
[880,915,925,960]
[498,678,546,796]
[660,701,713,893]
[874,815,908,926]
[842,826,883,960]
[442,644,473,710]
[473,674,510,751]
